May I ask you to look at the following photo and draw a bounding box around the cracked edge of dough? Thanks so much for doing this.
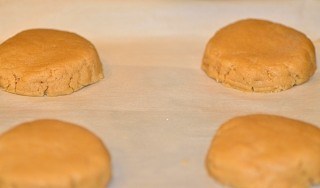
[0,55,104,97]
[201,50,316,93]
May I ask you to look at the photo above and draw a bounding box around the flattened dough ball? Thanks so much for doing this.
[0,29,104,96]
[202,19,316,92]
[206,114,320,188]
[0,119,111,188]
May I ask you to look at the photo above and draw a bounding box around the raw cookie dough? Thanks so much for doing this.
[202,19,316,92]
[206,114,320,188]
[0,29,104,96]
[0,119,111,188]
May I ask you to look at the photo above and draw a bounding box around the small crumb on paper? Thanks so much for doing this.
[181,159,190,166]
[314,39,320,46]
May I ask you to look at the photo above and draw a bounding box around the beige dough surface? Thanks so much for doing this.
[206,114,320,188]
[0,119,111,188]
[0,29,104,96]
[202,19,316,92]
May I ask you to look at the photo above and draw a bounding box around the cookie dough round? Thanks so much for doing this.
[206,114,320,188]
[0,119,111,188]
[0,29,104,96]
[202,19,316,92]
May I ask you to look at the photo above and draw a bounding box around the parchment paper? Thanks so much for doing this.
[0,1,319,187]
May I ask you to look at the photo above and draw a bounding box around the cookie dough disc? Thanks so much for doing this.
[0,119,111,188]
[206,114,320,188]
[202,19,316,92]
[0,29,104,96]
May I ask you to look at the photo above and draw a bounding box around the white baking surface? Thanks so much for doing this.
[0,0,319,187]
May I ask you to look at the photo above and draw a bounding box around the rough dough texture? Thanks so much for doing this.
[206,114,320,188]
[0,29,104,96]
[0,119,111,188]
[202,19,316,92]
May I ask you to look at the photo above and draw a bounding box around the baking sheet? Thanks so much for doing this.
[0,0,320,187]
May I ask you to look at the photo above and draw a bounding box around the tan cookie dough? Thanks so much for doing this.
[0,29,104,96]
[202,19,316,92]
[0,119,111,188]
[206,114,320,188]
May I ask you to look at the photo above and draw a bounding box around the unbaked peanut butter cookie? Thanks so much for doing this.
[206,114,320,188]
[0,119,111,188]
[0,29,104,96]
[202,19,316,92]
